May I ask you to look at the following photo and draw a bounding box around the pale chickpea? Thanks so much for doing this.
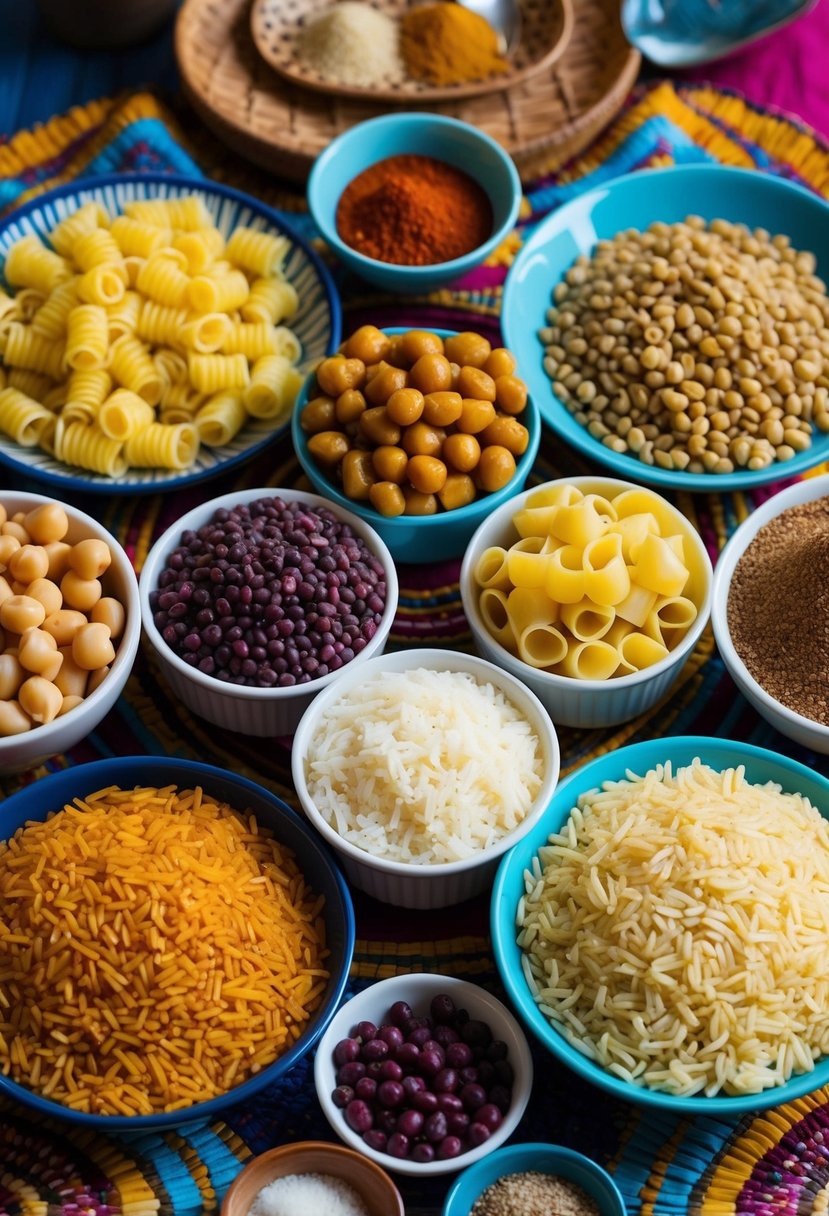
[72,621,115,671]
[0,535,21,570]
[0,575,13,607]
[26,578,63,617]
[68,538,112,580]
[2,521,29,544]
[0,504,6,528]
[60,571,103,613]
[0,652,24,700]
[23,502,69,544]
[54,648,89,698]
[90,597,126,640]
[18,628,62,680]
[0,700,32,736]
[9,544,49,585]
[58,694,84,716]
[42,608,88,646]
[86,665,110,695]
[0,595,46,633]
[44,541,73,582]
[18,676,63,725]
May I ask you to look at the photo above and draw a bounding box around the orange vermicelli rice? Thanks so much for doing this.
[0,784,329,1116]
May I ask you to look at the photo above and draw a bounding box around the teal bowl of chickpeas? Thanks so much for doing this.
[0,492,140,772]
[291,325,541,564]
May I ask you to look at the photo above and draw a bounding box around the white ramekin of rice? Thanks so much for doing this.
[291,647,560,909]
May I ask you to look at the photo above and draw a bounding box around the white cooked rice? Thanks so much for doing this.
[304,668,544,865]
[518,758,829,1098]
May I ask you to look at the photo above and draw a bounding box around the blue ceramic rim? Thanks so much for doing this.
[0,756,356,1130]
[490,734,829,1116]
[291,326,541,531]
[307,112,522,280]
[502,163,829,492]
[442,1141,625,1216]
[0,172,342,496]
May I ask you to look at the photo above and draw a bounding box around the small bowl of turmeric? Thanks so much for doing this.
[307,112,522,293]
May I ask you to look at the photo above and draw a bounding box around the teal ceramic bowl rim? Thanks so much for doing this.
[441,1141,625,1216]
[307,112,522,282]
[502,163,829,491]
[291,326,541,534]
[490,734,829,1116]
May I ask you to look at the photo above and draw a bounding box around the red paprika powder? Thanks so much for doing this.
[335,154,493,266]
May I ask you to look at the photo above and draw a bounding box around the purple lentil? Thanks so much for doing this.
[150,496,387,688]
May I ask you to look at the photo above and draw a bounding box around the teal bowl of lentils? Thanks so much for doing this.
[138,487,398,737]
[442,1142,625,1216]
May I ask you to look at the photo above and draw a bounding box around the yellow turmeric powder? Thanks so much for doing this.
[400,2,509,86]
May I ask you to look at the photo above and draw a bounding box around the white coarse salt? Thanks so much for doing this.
[249,1171,370,1216]
[296,2,404,88]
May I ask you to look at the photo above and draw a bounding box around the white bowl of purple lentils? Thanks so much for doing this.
[139,488,398,737]
[313,973,533,1178]
[712,473,829,755]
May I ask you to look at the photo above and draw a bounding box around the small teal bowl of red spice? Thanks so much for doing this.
[307,112,522,293]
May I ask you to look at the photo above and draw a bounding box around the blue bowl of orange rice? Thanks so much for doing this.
[0,757,355,1130]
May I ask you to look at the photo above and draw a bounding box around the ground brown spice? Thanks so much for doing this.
[727,496,829,725]
[471,1170,601,1216]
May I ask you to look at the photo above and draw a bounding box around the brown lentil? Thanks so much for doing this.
[471,1170,601,1216]
[726,496,829,724]
[540,218,829,474]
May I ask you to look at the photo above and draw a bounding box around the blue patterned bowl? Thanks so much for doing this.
[0,173,340,494]
[622,0,819,68]
[0,757,355,1130]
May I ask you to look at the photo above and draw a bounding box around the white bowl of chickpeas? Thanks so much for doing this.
[292,326,541,564]
[0,492,140,771]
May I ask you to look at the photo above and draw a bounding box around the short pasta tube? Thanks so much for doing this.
[108,334,163,405]
[187,268,249,314]
[4,235,72,294]
[189,353,250,393]
[65,304,109,371]
[271,325,302,363]
[173,227,225,274]
[226,226,289,277]
[506,586,558,635]
[517,622,568,669]
[160,380,205,413]
[137,301,188,348]
[195,390,247,447]
[614,582,658,628]
[525,483,583,510]
[614,511,660,561]
[550,498,610,548]
[0,387,55,446]
[105,291,141,341]
[632,533,690,599]
[474,546,511,591]
[55,420,127,478]
[180,312,232,353]
[76,264,127,307]
[617,632,669,674]
[543,545,585,605]
[98,389,156,441]
[49,201,109,258]
[557,640,620,681]
[7,368,53,402]
[137,254,190,309]
[125,196,212,231]
[31,279,79,340]
[653,595,698,635]
[223,322,279,360]
[506,535,552,591]
[241,276,298,325]
[110,216,172,259]
[478,587,516,651]
[124,422,199,470]
[583,533,630,606]
[154,348,189,385]
[243,354,302,418]
[4,322,66,380]
[512,504,561,539]
[72,228,126,276]
[559,598,615,642]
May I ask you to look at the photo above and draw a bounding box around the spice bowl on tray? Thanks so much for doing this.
[307,112,522,293]
[442,1142,625,1216]
[711,473,829,754]
[138,487,398,737]
[220,1140,404,1216]
[292,324,540,564]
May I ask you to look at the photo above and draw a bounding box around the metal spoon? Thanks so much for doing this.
[457,0,521,53]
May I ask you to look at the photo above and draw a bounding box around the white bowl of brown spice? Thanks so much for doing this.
[712,474,829,754]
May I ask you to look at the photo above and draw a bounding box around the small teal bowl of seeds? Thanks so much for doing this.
[442,1142,625,1216]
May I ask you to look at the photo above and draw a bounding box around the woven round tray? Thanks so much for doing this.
[249,0,573,105]
[175,0,640,183]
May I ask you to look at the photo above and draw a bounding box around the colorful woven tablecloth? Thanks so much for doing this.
[1,81,829,1216]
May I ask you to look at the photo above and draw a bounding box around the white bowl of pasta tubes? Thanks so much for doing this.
[459,476,713,729]
[0,173,340,493]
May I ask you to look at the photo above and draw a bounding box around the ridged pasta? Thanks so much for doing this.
[63,368,112,425]
[108,334,163,405]
[49,201,110,257]
[0,291,18,322]
[5,235,72,294]
[188,353,250,393]
[65,304,109,371]
[71,229,126,277]
[244,354,302,419]
[124,196,212,231]
[55,419,127,477]
[241,276,299,325]
[31,279,80,339]
[222,322,279,360]
[124,421,198,469]
[0,387,54,446]
[195,390,247,446]
[106,291,141,341]
[180,313,232,354]
[4,322,66,380]
[42,382,67,413]
[110,216,172,259]
[99,388,156,440]
[226,227,289,277]
[16,287,47,320]
[187,268,249,314]
[136,300,188,347]
[173,227,225,274]
[159,381,205,412]
[154,348,189,385]
[136,254,190,308]
[77,265,127,307]
[271,325,302,362]
[7,367,54,401]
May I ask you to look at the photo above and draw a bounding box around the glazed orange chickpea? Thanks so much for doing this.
[300,395,336,434]
[44,541,72,582]
[495,374,529,415]
[407,455,448,495]
[396,329,444,366]
[439,474,477,512]
[68,538,111,581]
[23,502,69,545]
[480,415,530,455]
[372,445,409,484]
[344,325,391,364]
[402,422,446,458]
[385,388,424,427]
[9,544,49,585]
[422,391,463,428]
[364,363,408,406]
[359,407,402,447]
[477,445,516,492]
[369,481,406,518]
[402,487,438,516]
[484,347,517,379]
[410,353,453,396]
[315,356,366,397]
[335,389,367,426]
[341,449,376,501]
[444,332,491,368]
[307,430,350,467]
[457,365,497,402]
[456,398,496,434]
[442,432,481,473]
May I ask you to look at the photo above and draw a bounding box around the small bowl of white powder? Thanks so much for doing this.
[220,1139,404,1216]
[291,647,560,909]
